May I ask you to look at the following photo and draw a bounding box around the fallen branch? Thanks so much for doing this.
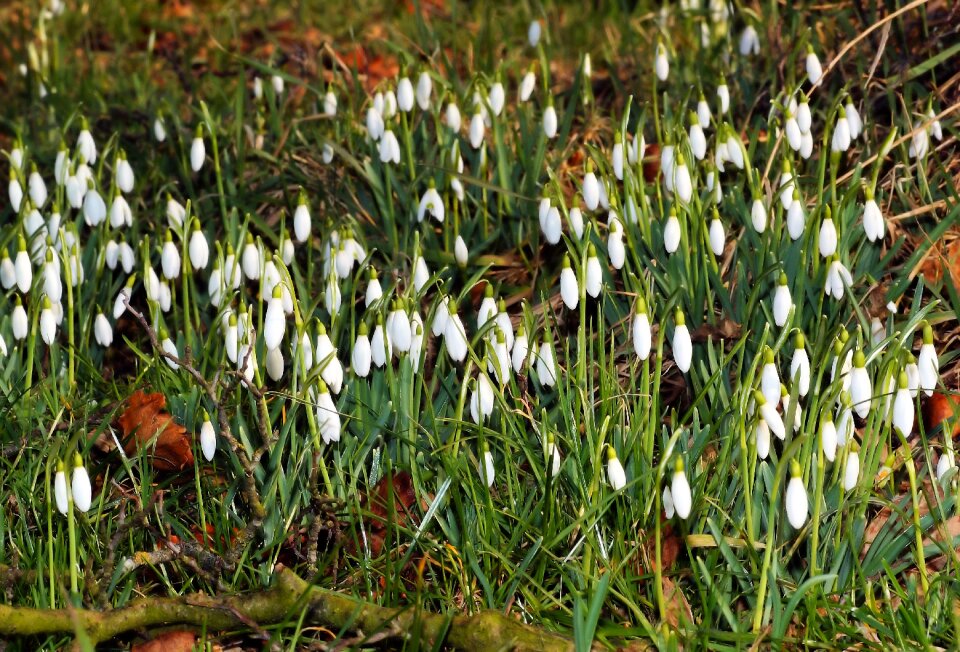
[0,564,574,651]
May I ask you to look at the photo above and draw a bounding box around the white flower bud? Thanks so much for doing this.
[200,416,216,461]
[671,459,692,519]
[606,447,626,491]
[672,311,692,372]
[785,463,808,529]
[71,454,92,512]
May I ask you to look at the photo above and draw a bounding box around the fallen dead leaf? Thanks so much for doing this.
[662,576,692,629]
[923,392,960,438]
[352,471,419,557]
[132,630,195,652]
[117,391,194,471]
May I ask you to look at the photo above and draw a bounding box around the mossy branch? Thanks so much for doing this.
[0,564,575,651]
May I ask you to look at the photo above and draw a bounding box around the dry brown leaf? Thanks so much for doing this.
[352,471,419,557]
[132,630,196,652]
[923,392,960,438]
[117,391,194,471]
[662,576,692,630]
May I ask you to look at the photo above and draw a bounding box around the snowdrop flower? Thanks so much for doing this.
[477,285,498,329]
[413,250,431,294]
[242,234,262,281]
[0,250,14,290]
[512,325,529,373]
[725,128,745,169]
[862,189,884,242]
[787,190,805,240]
[190,126,205,172]
[542,203,562,245]
[671,458,692,519]
[293,189,312,242]
[608,225,625,270]
[606,446,626,491]
[661,144,676,191]
[494,300,514,351]
[366,106,385,141]
[39,296,56,344]
[917,322,939,396]
[819,414,838,462]
[751,197,767,233]
[82,183,106,226]
[417,180,444,223]
[800,130,814,159]
[709,211,725,256]
[717,77,730,114]
[519,68,536,103]
[673,310,692,373]
[469,374,495,424]
[443,98,462,132]
[189,221,209,269]
[198,411,216,461]
[271,74,284,95]
[113,276,135,318]
[568,206,585,240]
[611,134,625,181]
[843,444,860,492]
[352,322,372,378]
[54,461,69,515]
[937,451,955,482]
[320,86,337,117]
[71,454,92,513]
[542,99,558,139]
[315,381,340,445]
[547,435,562,478]
[444,301,469,363]
[454,235,469,267]
[785,460,808,529]
[536,328,557,387]
[785,109,802,151]
[819,213,837,258]
[760,348,781,406]
[387,299,412,353]
[361,269,382,309]
[674,152,693,204]
[397,75,414,112]
[582,162,600,211]
[633,297,652,361]
[628,131,645,164]
[831,107,851,153]
[262,285,286,351]
[528,19,541,47]
[739,25,760,56]
[663,209,681,254]
[161,329,179,370]
[755,390,786,441]
[805,45,823,85]
[790,332,811,396]
[892,371,914,436]
[468,110,485,149]
[94,311,113,347]
[28,164,47,208]
[689,114,707,160]
[159,230,180,280]
[166,194,186,228]
[42,249,61,304]
[314,322,343,394]
[12,296,27,340]
[109,192,132,229]
[371,315,391,368]
[379,128,401,164]
[845,100,862,139]
[697,92,711,128]
[825,257,853,300]
[559,255,579,310]
[7,171,21,214]
[849,350,872,418]
[487,74,506,116]
[488,328,511,385]
[654,42,669,81]
[416,71,432,110]
[153,115,167,142]
[585,245,602,298]
[77,120,97,164]
[772,273,792,327]
[904,353,920,398]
